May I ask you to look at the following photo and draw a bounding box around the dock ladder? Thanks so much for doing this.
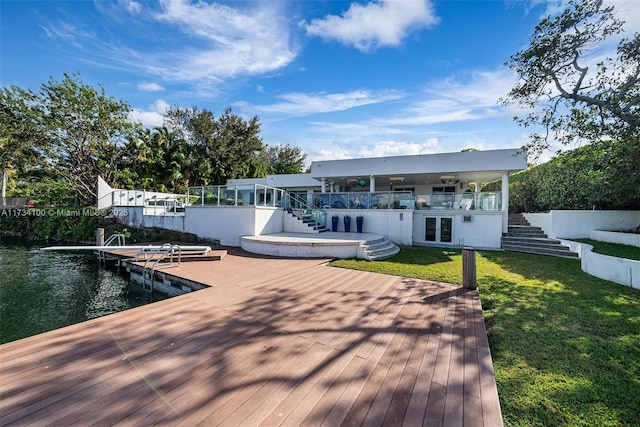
[138,243,182,292]
[97,232,126,263]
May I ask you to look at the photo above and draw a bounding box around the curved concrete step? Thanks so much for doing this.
[360,238,400,261]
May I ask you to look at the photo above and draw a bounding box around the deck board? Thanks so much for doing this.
[0,249,502,426]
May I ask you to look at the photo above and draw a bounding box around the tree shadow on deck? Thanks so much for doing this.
[0,253,496,426]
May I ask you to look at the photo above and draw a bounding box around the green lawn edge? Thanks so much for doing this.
[329,247,640,427]
[573,239,640,261]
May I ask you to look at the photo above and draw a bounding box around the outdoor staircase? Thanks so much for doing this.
[501,213,579,259]
[360,237,400,261]
[286,208,329,233]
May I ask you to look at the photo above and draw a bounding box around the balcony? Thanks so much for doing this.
[415,192,502,211]
[313,191,413,210]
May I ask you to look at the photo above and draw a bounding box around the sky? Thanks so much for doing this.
[1,0,639,165]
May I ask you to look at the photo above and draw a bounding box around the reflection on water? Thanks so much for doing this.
[0,239,168,344]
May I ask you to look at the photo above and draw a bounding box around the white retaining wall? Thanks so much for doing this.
[119,206,283,247]
[185,206,282,246]
[122,207,187,232]
[524,210,640,239]
[562,240,640,290]
[590,230,640,248]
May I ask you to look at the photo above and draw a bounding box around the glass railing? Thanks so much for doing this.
[110,189,146,206]
[187,184,285,208]
[143,194,189,215]
[107,189,188,215]
[415,192,502,211]
[312,191,414,210]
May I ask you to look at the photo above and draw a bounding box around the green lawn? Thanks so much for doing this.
[574,239,640,261]
[330,247,640,427]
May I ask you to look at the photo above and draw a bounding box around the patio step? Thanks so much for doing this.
[502,214,578,259]
[360,238,400,261]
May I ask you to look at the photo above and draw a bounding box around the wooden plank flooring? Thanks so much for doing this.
[0,249,502,426]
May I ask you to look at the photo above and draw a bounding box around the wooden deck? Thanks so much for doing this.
[0,249,502,426]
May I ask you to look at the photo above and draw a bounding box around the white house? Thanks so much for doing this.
[101,148,527,253]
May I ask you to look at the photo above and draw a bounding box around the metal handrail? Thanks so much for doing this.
[97,232,126,263]
[139,243,181,292]
[284,193,326,230]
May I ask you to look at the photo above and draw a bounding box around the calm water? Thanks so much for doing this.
[0,239,168,344]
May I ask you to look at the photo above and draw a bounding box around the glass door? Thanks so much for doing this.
[425,217,453,243]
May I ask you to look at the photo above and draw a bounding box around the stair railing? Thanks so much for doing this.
[283,193,326,230]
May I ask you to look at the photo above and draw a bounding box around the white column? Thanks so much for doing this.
[474,182,481,193]
[370,176,376,193]
[321,178,326,193]
[501,174,509,234]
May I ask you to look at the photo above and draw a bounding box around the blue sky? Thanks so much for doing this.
[1,0,638,164]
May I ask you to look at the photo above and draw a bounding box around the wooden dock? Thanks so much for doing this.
[0,249,502,426]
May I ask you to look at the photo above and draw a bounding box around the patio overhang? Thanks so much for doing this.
[310,148,527,187]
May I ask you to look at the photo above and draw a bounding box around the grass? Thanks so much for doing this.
[574,239,640,261]
[330,247,640,427]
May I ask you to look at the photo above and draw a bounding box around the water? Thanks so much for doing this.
[0,239,168,344]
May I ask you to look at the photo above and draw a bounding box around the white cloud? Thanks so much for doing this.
[606,0,640,33]
[534,0,639,35]
[302,0,439,52]
[45,0,297,87]
[129,99,170,127]
[376,69,518,127]
[149,0,296,81]
[357,139,441,157]
[120,0,142,14]
[238,89,403,117]
[137,82,165,92]
[306,138,447,161]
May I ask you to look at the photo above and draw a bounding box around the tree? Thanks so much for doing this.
[164,106,265,185]
[264,144,308,175]
[503,0,639,158]
[1,73,134,205]
[0,86,50,201]
[40,73,134,204]
[119,126,191,193]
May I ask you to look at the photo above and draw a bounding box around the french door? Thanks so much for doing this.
[425,217,453,243]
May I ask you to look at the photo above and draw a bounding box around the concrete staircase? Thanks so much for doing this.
[286,208,329,233]
[360,237,400,261]
[501,213,578,259]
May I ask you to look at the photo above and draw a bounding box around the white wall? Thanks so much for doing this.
[412,212,503,249]
[185,207,257,246]
[524,210,640,239]
[118,205,283,246]
[119,206,186,233]
[254,207,283,235]
[523,212,552,236]
[326,209,413,245]
[283,211,318,233]
[590,230,640,247]
[562,240,640,290]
